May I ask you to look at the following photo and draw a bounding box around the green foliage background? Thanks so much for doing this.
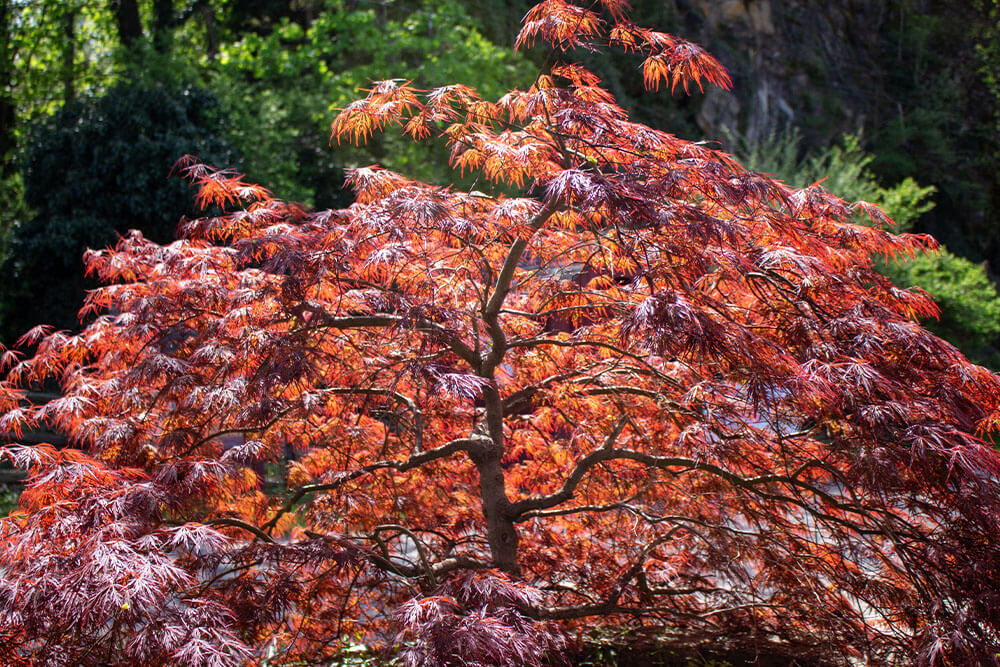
[0,81,237,338]
[208,0,534,206]
[0,0,998,358]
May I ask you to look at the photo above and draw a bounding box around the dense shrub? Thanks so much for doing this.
[0,82,237,341]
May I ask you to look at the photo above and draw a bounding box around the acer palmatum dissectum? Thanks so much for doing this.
[2,1,1000,665]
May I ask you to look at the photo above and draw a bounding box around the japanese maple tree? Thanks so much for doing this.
[3,1,1000,665]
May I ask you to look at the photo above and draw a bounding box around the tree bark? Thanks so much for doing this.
[61,9,75,105]
[152,0,174,52]
[476,386,520,575]
[469,202,558,576]
[0,0,15,174]
[199,0,218,60]
[111,0,142,48]
[476,453,520,574]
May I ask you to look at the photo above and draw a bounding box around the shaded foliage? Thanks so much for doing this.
[867,2,999,266]
[0,81,237,342]
[734,132,935,230]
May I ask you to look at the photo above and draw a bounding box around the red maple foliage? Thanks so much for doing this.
[3,2,1000,665]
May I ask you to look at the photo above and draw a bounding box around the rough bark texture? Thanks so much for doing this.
[478,386,519,575]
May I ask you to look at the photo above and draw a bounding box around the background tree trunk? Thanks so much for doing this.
[152,0,174,52]
[0,0,15,175]
[111,0,142,48]
[61,9,74,105]
[199,0,218,60]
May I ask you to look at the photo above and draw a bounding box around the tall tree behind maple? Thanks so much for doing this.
[2,1,1000,666]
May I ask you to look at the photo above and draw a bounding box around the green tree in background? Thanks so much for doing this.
[0,82,236,341]
[206,0,535,207]
[977,0,1000,129]
[1,0,998,364]
[0,0,532,342]
[885,251,1000,366]
[868,3,1000,267]
[1,0,117,278]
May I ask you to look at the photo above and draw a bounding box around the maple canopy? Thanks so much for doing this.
[2,1,1000,665]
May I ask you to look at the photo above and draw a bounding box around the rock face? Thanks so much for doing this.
[670,0,998,271]
[689,0,891,145]
[488,0,996,269]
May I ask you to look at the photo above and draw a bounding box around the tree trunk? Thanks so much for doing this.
[476,454,521,575]
[477,386,520,575]
[61,9,75,106]
[152,0,174,52]
[0,0,15,174]
[111,0,142,48]
[199,1,218,60]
